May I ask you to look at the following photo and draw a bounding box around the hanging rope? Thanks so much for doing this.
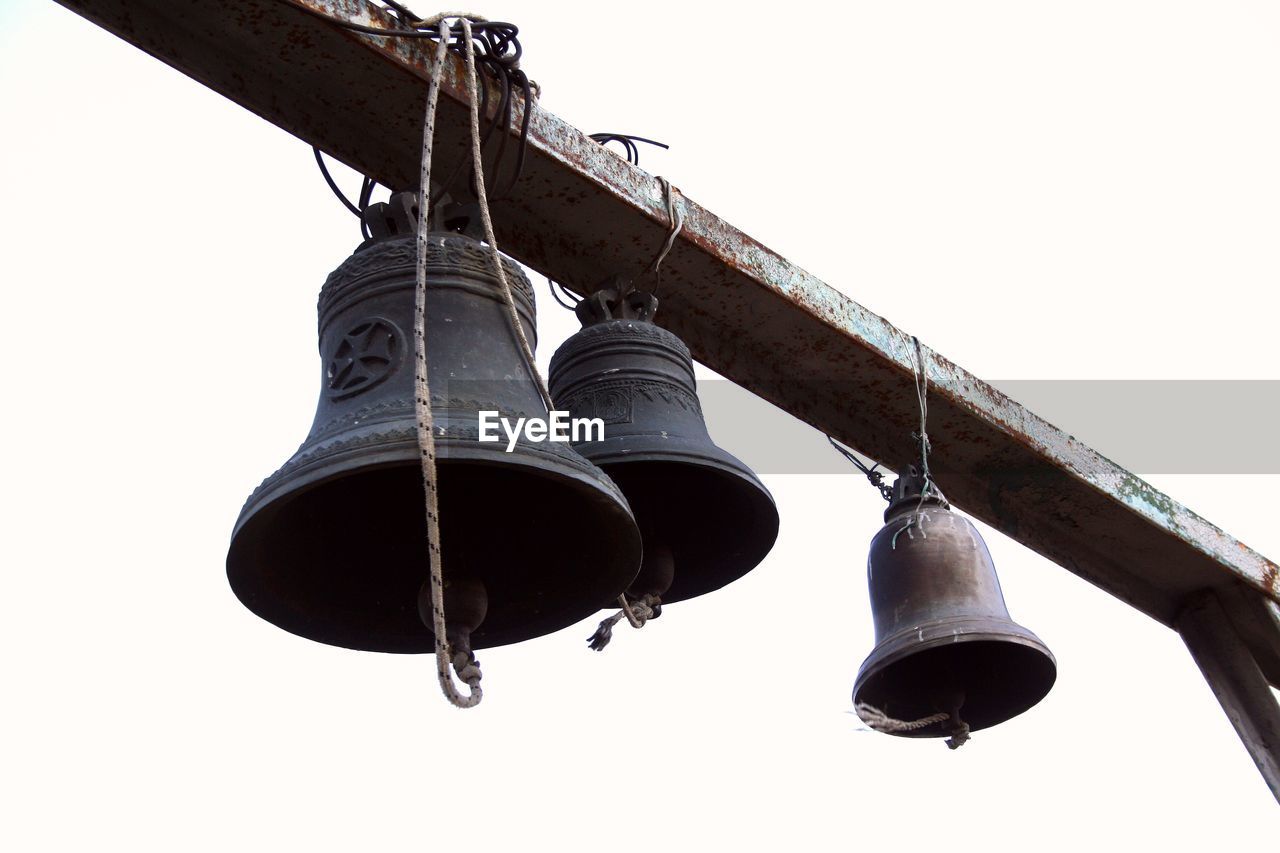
[459,16,555,413]
[547,131,669,311]
[282,0,536,204]
[586,594,661,651]
[554,175,682,308]
[854,703,970,750]
[855,703,948,732]
[413,11,555,707]
[646,177,685,297]
[415,17,481,709]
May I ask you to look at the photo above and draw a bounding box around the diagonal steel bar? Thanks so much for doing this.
[1179,592,1280,803]
[54,0,1280,681]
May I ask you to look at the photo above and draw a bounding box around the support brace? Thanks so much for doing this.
[1179,592,1280,803]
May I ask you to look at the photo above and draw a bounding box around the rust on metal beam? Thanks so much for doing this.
[56,0,1280,679]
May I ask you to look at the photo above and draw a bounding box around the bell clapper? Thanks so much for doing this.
[945,718,971,750]
[419,576,489,698]
[586,543,673,651]
[935,691,971,750]
[586,591,663,651]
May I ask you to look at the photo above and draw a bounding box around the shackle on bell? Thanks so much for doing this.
[852,465,1056,739]
[227,192,642,654]
[548,283,779,609]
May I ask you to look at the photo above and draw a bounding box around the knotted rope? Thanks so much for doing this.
[945,723,971,750]
[854,702,971,750]
[586,594,661,651]
[415,17,480,709]
[415,13,550,708]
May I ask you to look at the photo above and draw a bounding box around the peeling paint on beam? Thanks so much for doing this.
[56,0,1280,678]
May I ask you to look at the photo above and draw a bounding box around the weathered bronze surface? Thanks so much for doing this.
[548,288,778,604]
[227,197,641,652]
[854,466,1057,736]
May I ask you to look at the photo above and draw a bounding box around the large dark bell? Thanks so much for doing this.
[547,287,778,605]
[853,466,1056,736]
[227,195,642,653]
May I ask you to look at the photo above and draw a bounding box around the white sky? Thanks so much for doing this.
[2,1,1278,849]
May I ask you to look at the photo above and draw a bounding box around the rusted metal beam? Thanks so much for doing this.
[55,0,1280,681]
[1178,593,1280,802]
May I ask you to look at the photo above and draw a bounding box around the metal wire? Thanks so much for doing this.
[278,0,509,40]
[379,1,419,24]
[828,436,893,502]
[588,133,670,167]
[312,146,381,238]
[546,276,582,310]
[281,1,535,215]
[313,147,363,217]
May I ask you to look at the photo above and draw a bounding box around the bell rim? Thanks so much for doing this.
[577,436,764,479]
[852,619,1057,736]
[587,449,780,604]
[235,418,628,526]
[228,436,643,653]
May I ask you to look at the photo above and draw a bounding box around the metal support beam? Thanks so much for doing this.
[1179,592,1280,802]
[54,0,1280,687]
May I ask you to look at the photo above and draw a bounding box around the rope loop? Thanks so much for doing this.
[945,721,971,750]
[295,1,538,206]
[586,594,662,651]
[854,702,971,750]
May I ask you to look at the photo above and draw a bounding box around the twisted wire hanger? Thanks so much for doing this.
[828,436,893,502]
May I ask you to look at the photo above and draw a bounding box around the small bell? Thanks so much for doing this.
[853,465,1056,740]
[548,286,778,610]
[227,194,642,653]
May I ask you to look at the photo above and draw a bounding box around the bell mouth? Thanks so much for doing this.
[227,445,642,653]
[595,453,779,604]
[852,619,1057,736]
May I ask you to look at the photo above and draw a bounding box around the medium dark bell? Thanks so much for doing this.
[548,287,779,606]
[227,194,642,653]
[852,466,1056,737]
